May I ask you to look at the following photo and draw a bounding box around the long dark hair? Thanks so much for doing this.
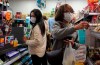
[30,9,45,36]
[55,4,74,22]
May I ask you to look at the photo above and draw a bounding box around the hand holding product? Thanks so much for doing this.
[23,36,29,43]
[74,21,89,30]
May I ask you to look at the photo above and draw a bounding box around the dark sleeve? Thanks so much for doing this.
[72,42,80,50]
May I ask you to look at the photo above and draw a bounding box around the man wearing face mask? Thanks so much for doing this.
[49,4,89,65]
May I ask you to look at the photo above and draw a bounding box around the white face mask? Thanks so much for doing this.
[30,17,36,23]
[64,13,74,22]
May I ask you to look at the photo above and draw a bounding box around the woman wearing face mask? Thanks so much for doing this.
[24,9,47,65]
[50,4,89,65]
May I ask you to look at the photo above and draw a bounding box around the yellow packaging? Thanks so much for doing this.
[13,38,18,47]
[75,61,84,65]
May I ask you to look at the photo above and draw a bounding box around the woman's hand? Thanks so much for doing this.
[64,39,74,46]
[83,21,90,29]
[74,21,89,30]
[23,36,28,43]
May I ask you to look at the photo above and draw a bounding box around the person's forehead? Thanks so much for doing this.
[64,6,74,13]
[31,12,35,17]
[64,8,71,12]
[31,12,34,15]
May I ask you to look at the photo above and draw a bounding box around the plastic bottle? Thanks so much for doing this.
[13,38,18,47]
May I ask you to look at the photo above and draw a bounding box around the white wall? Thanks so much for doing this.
[9,0,88,14]
[9,0,38,14]
[65,0,88,13]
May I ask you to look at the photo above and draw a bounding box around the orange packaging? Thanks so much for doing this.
[10,40,14,45]
[5,12,11,21]
[0,38,4,43]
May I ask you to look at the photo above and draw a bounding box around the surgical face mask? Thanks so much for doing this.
[30,17,36,23]
[64,13,74,22]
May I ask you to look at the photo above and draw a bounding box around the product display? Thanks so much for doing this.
[0,36,4,48]
[88,48,100,64]
[18,48,27,52]
[5,36,14,44]
[0,1,29,65]
[95,60,100,65]
[5,11,11,21]
[15,12,22,19]
[19,55,31,65]
[94,26,100,32]
[75,44,86,62]
[6,51,19,58]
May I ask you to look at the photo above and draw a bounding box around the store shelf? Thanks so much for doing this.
[3,50,28,65]
[90,31,100,39]
[89,23,100,26]
[14,19,25,21]
[0,43,27,55]
[89,13,100,15]
[18,48,27,52]
[6,51,19,58]
[0,43,21,55]
[0,47,17,55]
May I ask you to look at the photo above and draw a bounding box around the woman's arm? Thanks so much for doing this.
[52,22,76,39]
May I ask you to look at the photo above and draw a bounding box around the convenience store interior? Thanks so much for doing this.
[0,0,100,65]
